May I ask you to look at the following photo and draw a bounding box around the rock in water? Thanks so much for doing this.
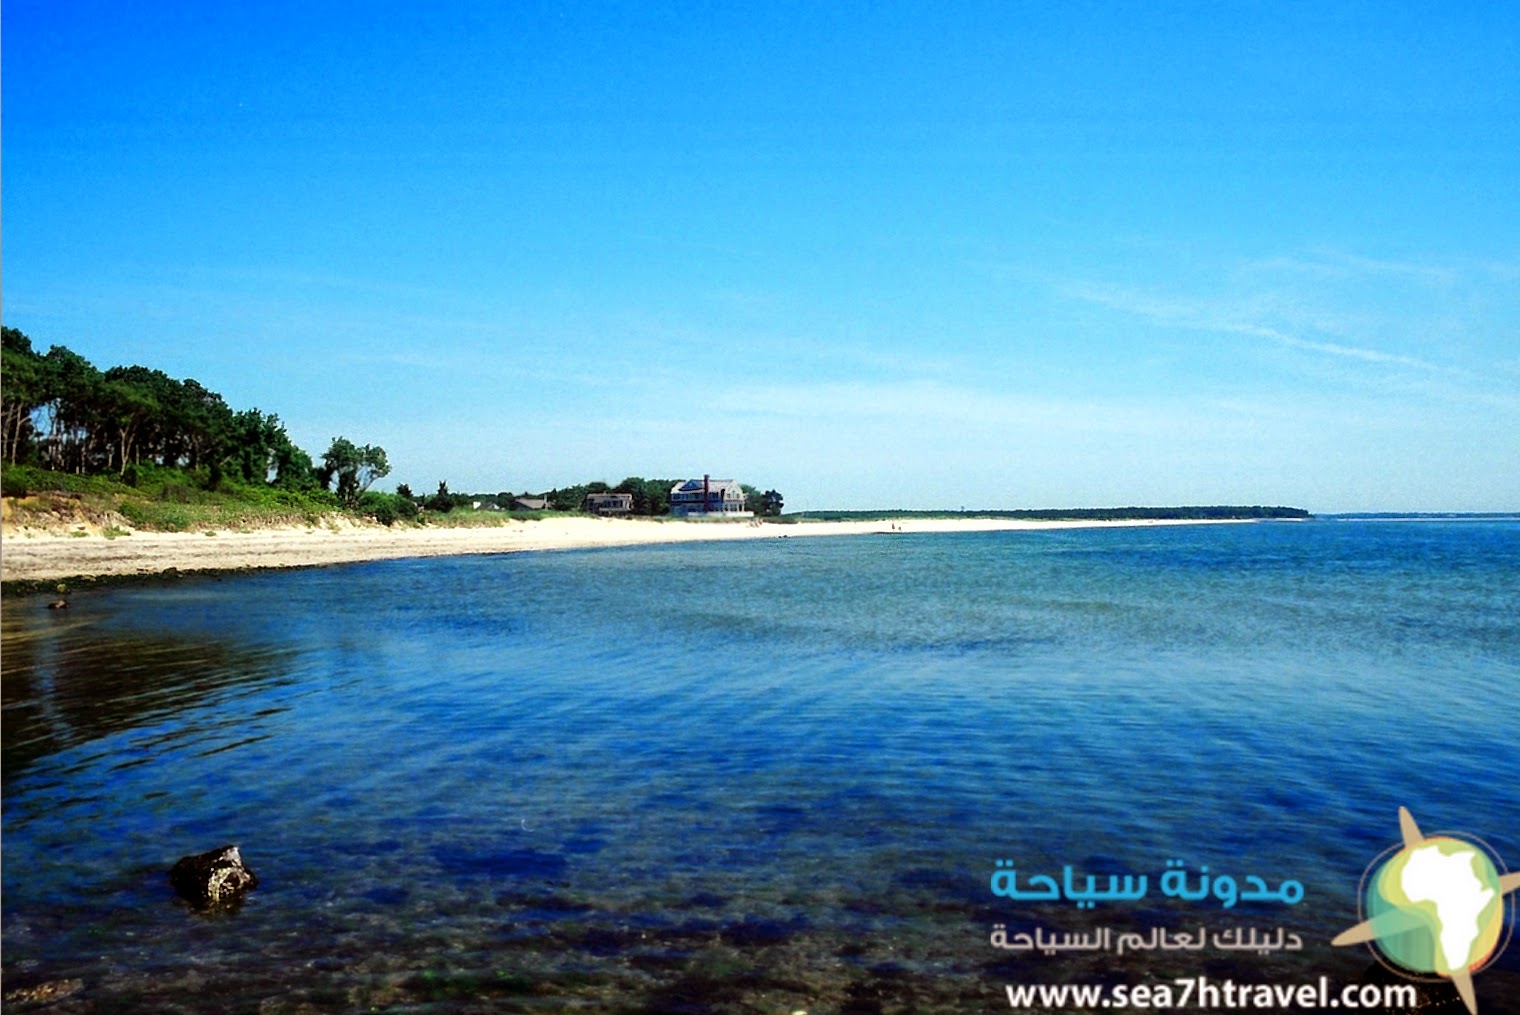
[3,979,85,1005]
[169,844,259,908]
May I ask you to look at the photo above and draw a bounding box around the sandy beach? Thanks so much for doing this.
[0,515,1243,585]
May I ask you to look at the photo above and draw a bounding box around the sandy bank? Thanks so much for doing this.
[1,516,1244,584]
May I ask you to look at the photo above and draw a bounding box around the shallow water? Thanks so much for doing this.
[4,520,1518,1012]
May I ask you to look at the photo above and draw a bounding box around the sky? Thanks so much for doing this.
[4,1,1518,512]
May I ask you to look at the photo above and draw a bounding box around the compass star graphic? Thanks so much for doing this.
[1333,807,1520,1015]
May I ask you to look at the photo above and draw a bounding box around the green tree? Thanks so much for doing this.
[270,430,320,491]
[547,486,574,511]
[175,379,237,480]
[108,365,183,470]
[615,476,649,514]
[738,484,784,517]
[97,369,162,475]
[39,344,104,473]
[321,437,391,506]
[226,409,278,483]
[1,327,45,465]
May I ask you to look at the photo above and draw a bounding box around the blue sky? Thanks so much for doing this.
[5,1,1517,511]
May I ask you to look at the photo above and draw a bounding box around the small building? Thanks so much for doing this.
[669,476,751,518]
[583,491,634,515]
[513,497,550,512]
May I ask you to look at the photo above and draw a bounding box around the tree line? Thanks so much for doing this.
[2,326,387,505]
[3,326,783,522]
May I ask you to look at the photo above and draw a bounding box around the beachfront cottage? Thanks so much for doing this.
[583,492,634,515]
[669,476,751,518]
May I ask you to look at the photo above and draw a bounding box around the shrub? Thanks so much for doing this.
[118,501,152,528]
[1,471,28,498]
[159,482,193,504]
[156,507,191,532]
[359,491,418,527]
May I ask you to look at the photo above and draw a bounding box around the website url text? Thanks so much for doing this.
[1006,976,1417,1009]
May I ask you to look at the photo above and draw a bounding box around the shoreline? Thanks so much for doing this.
[1,516,1253,588]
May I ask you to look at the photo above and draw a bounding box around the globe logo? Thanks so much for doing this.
[1367,836,1504,976]
[1334,808,1519,1015]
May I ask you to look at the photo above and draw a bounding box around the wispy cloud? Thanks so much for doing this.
[1223,322,1448,372]
[1242,251,1461,288]
[1056,271,1454,375]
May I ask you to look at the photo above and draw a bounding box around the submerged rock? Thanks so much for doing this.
[2,978,85,1006]
[169,844,259,908]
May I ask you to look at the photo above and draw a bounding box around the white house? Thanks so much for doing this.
[669,476,751,518]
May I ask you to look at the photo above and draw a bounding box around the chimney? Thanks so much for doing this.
[703,474,710,510]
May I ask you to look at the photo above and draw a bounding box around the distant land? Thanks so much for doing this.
[1322,511,1519,520]
[783,506,1312,522]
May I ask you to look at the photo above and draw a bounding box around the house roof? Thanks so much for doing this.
[672,478,742,495]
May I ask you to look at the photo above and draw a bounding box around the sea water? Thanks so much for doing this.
[3,519,1518,1012]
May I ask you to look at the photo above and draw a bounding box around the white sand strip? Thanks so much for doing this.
[1,516,1246,583]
